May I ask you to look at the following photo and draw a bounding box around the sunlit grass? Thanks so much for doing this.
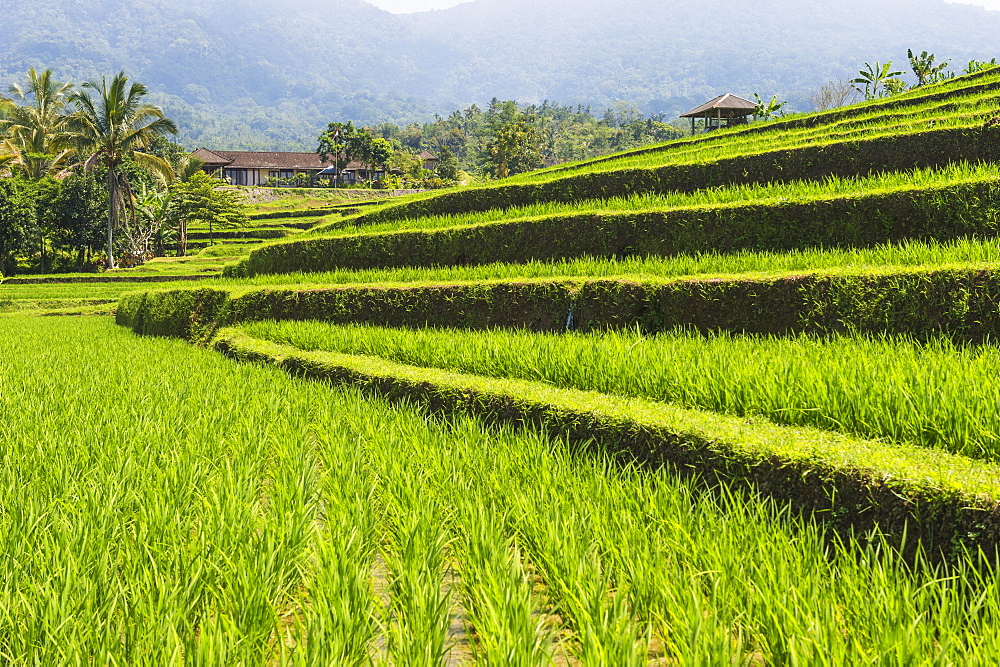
[7,316,1000,661]
[308,161,1000,237]
[244,321,1000,458]
[220,236,1000,289]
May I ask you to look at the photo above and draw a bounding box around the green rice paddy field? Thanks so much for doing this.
[7,66,1000,662]
[6,317,1000,664]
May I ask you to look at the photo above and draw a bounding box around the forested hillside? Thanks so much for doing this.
[2,0,999,149]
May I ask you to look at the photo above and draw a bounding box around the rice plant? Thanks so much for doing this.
[244,321,1000,458]
[214,235,1000,290]
[7,316,1000,661]
[306,160,1000,238]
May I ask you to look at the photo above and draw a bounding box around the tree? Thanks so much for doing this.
[388,150,423,181]
[317,121,360,187]
[0,68,76,180]
[369,137,393,183]
[810,80,856,111]
[166,172,248,255]
[50,172,106,269]
[68,72,177,268]
[436,145,459,181]
[0,178,34,276]
[908,49,950,87]
[753,93,788,121]
[851,62,904,100]
[346,130,393,184]
[483,117,544,178]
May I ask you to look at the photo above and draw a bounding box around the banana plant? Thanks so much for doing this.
[851,61,904,100]
[908,49,950,87]
[753,93,787,121]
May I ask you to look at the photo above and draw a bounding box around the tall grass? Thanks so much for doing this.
[8,316,1000,661]
[322,385,1000,663]
[244,321,1000,458]
[306,161,1000,237]
[222,236,1000,289]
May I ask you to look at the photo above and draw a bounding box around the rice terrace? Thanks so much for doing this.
[10,54,1000,663]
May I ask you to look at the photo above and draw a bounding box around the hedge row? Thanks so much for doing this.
[337,124,1000,228]
[209,328,1000,558]
[118,266,1000,343]
[3,274,210,285]
[187,228,290,242]
[227,180,1000,277]
[248,208,341,220]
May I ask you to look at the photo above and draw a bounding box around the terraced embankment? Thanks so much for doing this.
[228,168,1000,276]
[120,72,1000,561]
[70,66,1000,660]
[119,263,1000,341]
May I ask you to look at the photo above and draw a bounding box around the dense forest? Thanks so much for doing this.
[367,99,682,177]
[2,0,999,149]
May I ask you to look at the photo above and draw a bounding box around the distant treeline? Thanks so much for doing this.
[364,99,684,176]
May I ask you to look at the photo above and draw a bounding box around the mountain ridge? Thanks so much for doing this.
[3,0,998,149]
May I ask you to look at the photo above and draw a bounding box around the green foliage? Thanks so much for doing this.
[0,178,34,276]
[908,49,950,87]
[370,98,682,178]
[0,68,76,180]
[435,145,459,182]
[752,93,787,120]
[212,236,1000,291]
[12,316,1000,659]
[851,61,905,99]
[245,321,1000,458]
[68,70,178,268]
[211,327,1000,554]
[232,160,1000,278]
[0,172,107,276]
[166,172,249,255]
[966,58,1000,75]
[482,116,544,178]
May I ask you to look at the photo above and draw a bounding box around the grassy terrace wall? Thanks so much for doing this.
[335,125,1000,227]
[227,180,1000,277]
[119,266,1000,343]
[530,67,1000,180]
[210,329,1000,558]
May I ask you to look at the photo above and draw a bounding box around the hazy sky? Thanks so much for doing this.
[368,0,468,12]
[368,0,1000,12]
[948,0,1000,9]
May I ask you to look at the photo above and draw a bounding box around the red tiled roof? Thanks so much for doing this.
[191,149,334,170]
[191,148,232,166]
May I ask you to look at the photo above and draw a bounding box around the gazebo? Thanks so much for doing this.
[680,94,757,133]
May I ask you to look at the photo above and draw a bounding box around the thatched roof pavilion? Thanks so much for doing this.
[680,93,757,133]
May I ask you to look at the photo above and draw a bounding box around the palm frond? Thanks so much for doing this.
[132,151,176,185]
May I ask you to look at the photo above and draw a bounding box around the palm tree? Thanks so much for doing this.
[0,140,17,172]
[68,71,177,269]
[0,68,76,179]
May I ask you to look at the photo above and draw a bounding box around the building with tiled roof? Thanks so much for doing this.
[416,150,439,170]
[191,148,387,186]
